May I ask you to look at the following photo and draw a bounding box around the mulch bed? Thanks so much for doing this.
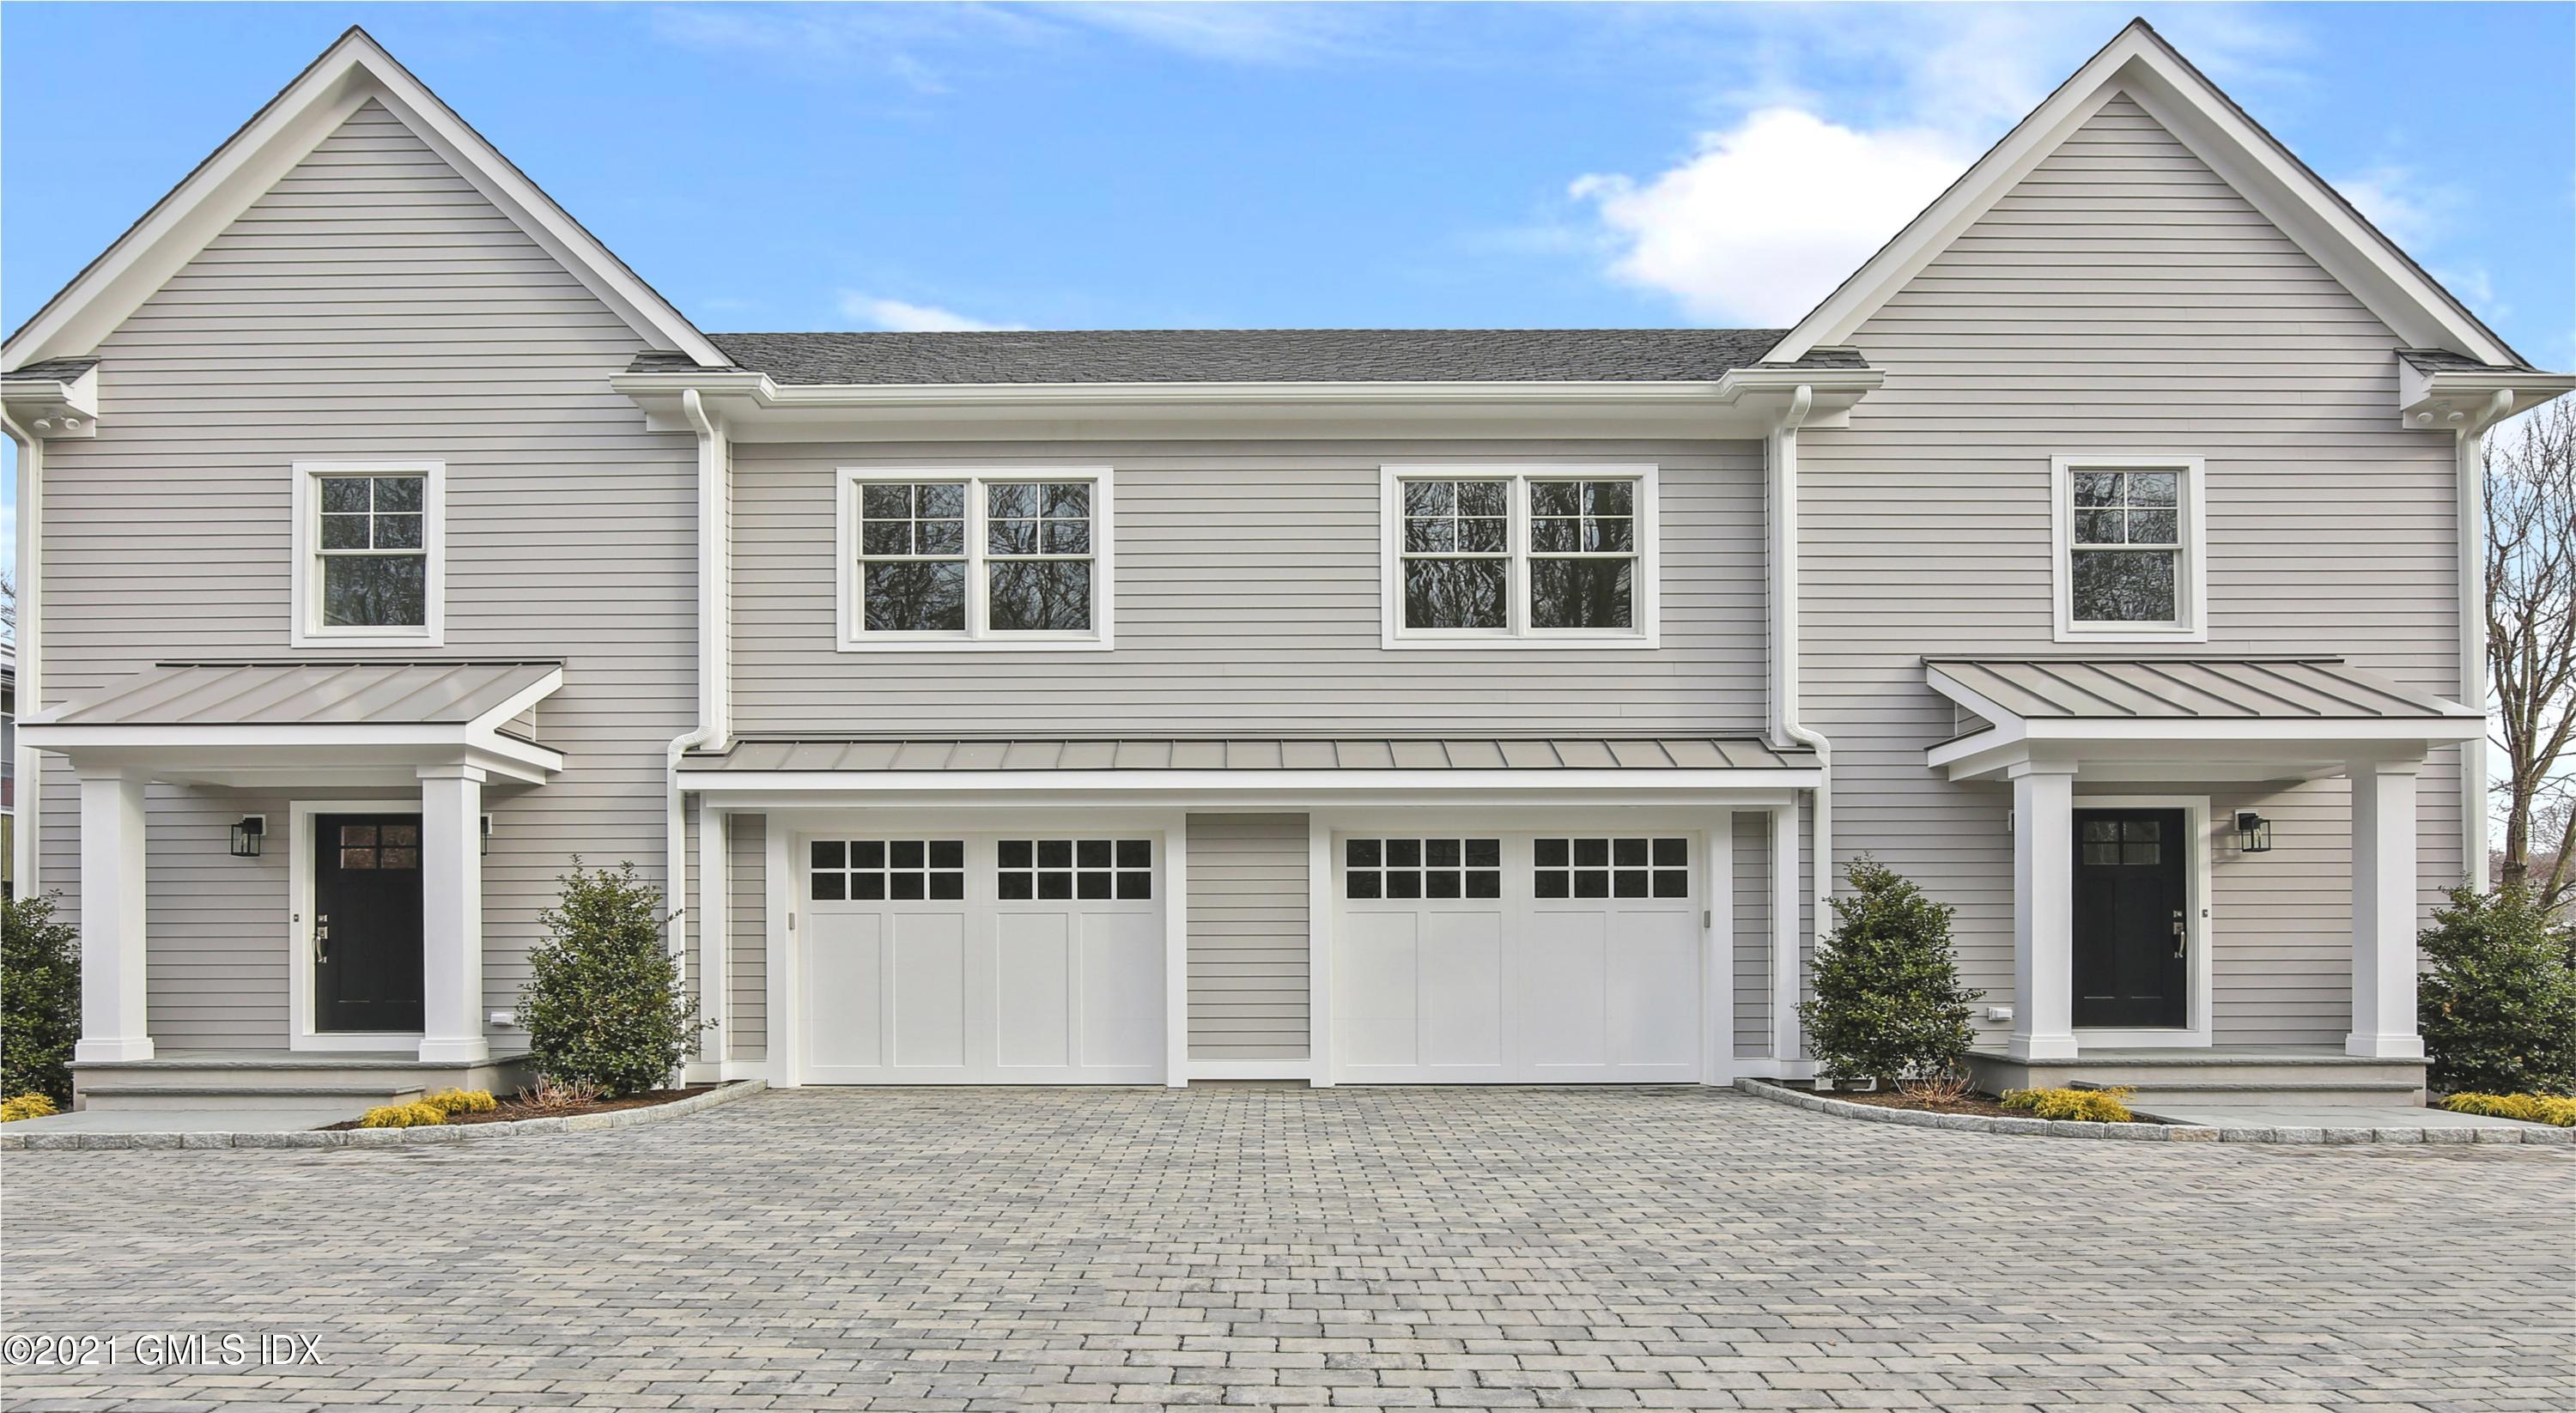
[1824,1089,2024,1119]
[319,1086,717,1131]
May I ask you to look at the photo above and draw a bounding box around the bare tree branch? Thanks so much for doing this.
[2486,397,2576,895]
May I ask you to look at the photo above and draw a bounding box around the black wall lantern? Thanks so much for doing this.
[2234,811,2273,853]
[229,815,265,858]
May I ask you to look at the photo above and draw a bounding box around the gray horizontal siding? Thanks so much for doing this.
[1186,813,1309,1061]
[1802,94,2464,1048]
[728,813,767,1062]
[1732,810,1770,1058]
[33,100,696,1048]
[731,440,1765,735]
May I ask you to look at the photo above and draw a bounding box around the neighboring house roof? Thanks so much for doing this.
[682,735,1815,773]
[1,27,725,372]
[1771,19,2532,370]
[32,660,562,728]
[665,331,1871,386]
[1924,657,2479,725]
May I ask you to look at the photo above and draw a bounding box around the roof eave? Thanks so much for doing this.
[2397,366,2576,431]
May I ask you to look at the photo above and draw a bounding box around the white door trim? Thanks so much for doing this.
[286,797,424,1053]
[2070,793,2215,1049]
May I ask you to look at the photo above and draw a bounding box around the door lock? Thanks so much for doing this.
[2170,908,2186,958]
[314,913,331,965]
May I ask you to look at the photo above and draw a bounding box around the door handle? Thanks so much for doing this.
[2170,908,2186,958]
[314,913,331,966]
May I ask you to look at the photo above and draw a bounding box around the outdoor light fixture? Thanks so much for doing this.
[2235,811,2273,853]
[229,815,265,858]
[481,814,494,856]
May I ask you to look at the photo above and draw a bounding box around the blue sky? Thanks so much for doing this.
[3,2,2570,366]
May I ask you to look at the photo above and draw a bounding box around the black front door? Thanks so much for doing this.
[2072,809,2188,1029]
[313,814,425,1033]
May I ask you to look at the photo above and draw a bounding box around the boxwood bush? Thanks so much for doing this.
[1799,856,1982,1090]
[2418,884,2576,1096]
[2,892,81,1106]
[517,861,702,1098]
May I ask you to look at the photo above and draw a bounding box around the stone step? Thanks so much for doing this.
[76,1084,420,1114]
[2074,1078,2428,1106]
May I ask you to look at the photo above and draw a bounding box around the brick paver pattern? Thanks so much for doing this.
[3,1087,2570,1410]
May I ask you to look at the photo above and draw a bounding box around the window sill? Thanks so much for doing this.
[1382,633,1661,651]
[2051,625,2208,646]
[835,635,1115,654]
[291,628,444,650]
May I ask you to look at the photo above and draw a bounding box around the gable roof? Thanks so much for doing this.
[674,331,1868,385]
[2,27,725,373]
[1771,19,2531,369]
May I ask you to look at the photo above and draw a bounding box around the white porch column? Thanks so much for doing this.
[74,768,153,1062]
[417,764,489,1064]
[2007,762,2078,1061]
[1768,803,1801,1064]
[2347,758,2426,1060]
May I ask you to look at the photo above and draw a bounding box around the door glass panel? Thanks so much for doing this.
[999,840,1152,901]
[1344,839,1503,901]
[812,840,966,901]
[1534,838,1689,899]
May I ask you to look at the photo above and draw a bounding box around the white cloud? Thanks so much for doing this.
[2334,165,2450,251]
[1054,3,1390,65]
[836,292,1026,333]
[1571,110,1974,325]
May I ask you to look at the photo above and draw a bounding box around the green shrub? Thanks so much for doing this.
[357,1101,446,1129]
[421,1088,496,1116]
[2418,884,2576,1096]
[517,860,701,1098]
[2001,1086,2138,1123]
[1,1093,61,1123]
[2,892,81,1106]
[2441,1092,2576,1126]
[1798,856,1982,1089]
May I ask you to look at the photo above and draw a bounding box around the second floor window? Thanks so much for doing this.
[1385,465,1658,646]
[2052,455,2205,641]
[292,459,443,647]
[840,469,1113,650]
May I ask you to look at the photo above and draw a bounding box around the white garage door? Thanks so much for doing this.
[1333,832,1703,1083]
[801,834,1164,1083]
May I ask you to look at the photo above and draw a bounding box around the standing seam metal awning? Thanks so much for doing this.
[681,735,1814,774]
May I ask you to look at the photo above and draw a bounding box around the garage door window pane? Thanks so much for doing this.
[1001,839,1152,901]
[1345,838,1502,901]
[813,839,966,903]
[1535,837,1689,900]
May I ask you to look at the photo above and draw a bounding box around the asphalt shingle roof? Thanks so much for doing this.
[629,330,1864,385]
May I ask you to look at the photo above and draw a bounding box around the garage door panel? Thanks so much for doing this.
[1080,912,1163,1070]
[1522,911,1609,1070]
[1613,912,1700,1071]
[805,911,885,1073]
[1338,912,1421,1069]
[892,913,970,1070]
[994,911,1072,1070]
[1422,910,1507,1071]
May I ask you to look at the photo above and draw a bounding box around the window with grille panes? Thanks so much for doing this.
[1386,467,1654,643]
[998,839,1152,901]
[810,840,966,901]
[1344,838,1503,900]
[1533,837,1688,899]
[844,470,1109,646]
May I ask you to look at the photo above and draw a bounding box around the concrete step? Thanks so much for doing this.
[2074,1078,2428,1107]
[1966,1049,2428,1105]
[76,1083,426,1113]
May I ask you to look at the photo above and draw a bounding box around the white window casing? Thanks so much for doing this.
[290,459,445,648]
[835,466,1115,652]
[2050,454,2207,643]
[1380,464,1661,649]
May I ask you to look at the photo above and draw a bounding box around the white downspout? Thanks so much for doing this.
[666,387,728,1076]
[2458,385,2514,889]
[1768,384,1831,1077]
[3,413,41,897]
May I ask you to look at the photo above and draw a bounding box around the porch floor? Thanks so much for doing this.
[3,1106,359,1135]
[2130,1101,2558,1131]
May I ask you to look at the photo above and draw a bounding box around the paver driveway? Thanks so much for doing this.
[3,1087,2569,1411]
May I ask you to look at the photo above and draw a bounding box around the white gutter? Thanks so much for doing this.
[3,412,39,894]
[2457,385,2515,888]
[665,388,729,1077]
[1767,384,1830,1078]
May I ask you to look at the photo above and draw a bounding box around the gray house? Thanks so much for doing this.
[6,22,2567,1114]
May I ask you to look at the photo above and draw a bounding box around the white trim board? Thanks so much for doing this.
[1768,19,2523,368]
[287,797,424,1053]
[2069,793,2215,1049]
